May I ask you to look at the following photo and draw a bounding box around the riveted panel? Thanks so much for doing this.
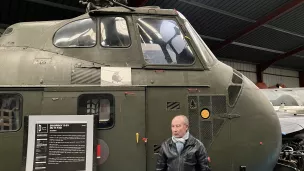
[232,73,243,84]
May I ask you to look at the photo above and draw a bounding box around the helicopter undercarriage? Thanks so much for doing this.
[275,131,304,171]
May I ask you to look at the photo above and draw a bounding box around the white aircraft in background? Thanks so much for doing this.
[274,103,304,115]
[260,88,304,134]
[261,88,304,115]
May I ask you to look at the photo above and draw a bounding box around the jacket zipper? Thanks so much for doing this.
[175,143,181,171]
[178,145,183,171]
[178,153,180,171]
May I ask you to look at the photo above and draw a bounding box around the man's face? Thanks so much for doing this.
[171,116,188,138]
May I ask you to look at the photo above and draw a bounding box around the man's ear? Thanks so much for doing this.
[185,124,189,130]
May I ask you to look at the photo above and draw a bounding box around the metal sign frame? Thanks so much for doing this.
[22,115,96,171]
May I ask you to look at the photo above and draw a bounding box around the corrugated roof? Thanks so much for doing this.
[145,0,304,71]
[152,0,253,39]
[187,9,252,40]
[201,39,221,49]
[190,0,290,20]
[268,3,304,35]
[237,26,304,51]
[213,44,277,63]
[0,0,82,26]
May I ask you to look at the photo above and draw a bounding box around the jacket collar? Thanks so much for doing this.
[169,134,196,147]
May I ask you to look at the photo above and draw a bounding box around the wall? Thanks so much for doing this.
[221,60,299,88]
[263,68,299,88]
[221,60,257,83]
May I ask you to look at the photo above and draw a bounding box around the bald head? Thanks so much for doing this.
[173,115,189,126]
[171,115,189,138]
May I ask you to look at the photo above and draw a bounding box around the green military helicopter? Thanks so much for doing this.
[0,0,288,170]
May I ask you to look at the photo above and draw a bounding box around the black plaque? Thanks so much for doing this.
[33,123,87,171]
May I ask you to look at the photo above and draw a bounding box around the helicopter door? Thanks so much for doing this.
[0,89,43,171]
[94,88,146,171]
[146,87,190,171]
[39,87,146,171]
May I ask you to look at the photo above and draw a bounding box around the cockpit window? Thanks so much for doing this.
[53,18,96,47]
[178,10,218,67]
[100,17,131,47]
[137,18,195,65]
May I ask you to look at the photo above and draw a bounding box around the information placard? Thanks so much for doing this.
[25,115,94,171]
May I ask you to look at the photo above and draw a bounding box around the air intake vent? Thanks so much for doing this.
[199,96,211,107]
[232,73,243,84]
[228,85,242,106]
[188,95,228,149]
[232,69,243,84]
[233,69,242,78]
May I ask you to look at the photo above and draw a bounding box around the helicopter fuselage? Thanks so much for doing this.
[0,7,281,171]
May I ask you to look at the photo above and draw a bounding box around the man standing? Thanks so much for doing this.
[156,115,211,171]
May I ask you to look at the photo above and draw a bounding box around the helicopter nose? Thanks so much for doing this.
[229,75,281,170]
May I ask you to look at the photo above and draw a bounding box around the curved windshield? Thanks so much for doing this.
[177,12,218,67]
[137,18,195,65]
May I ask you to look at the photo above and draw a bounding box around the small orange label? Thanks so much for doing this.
[201,109,210,119]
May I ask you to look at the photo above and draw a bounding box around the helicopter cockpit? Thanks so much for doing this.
[0,4,219,71]
[48,7,218,68]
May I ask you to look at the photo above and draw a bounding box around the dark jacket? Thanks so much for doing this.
[156,134,211,171]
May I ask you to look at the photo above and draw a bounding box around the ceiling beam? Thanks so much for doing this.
[210,0,304,51]
[25,0,85,13]
[260,45,304,71]
[201,35,285,54]
[200,34,304,58]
